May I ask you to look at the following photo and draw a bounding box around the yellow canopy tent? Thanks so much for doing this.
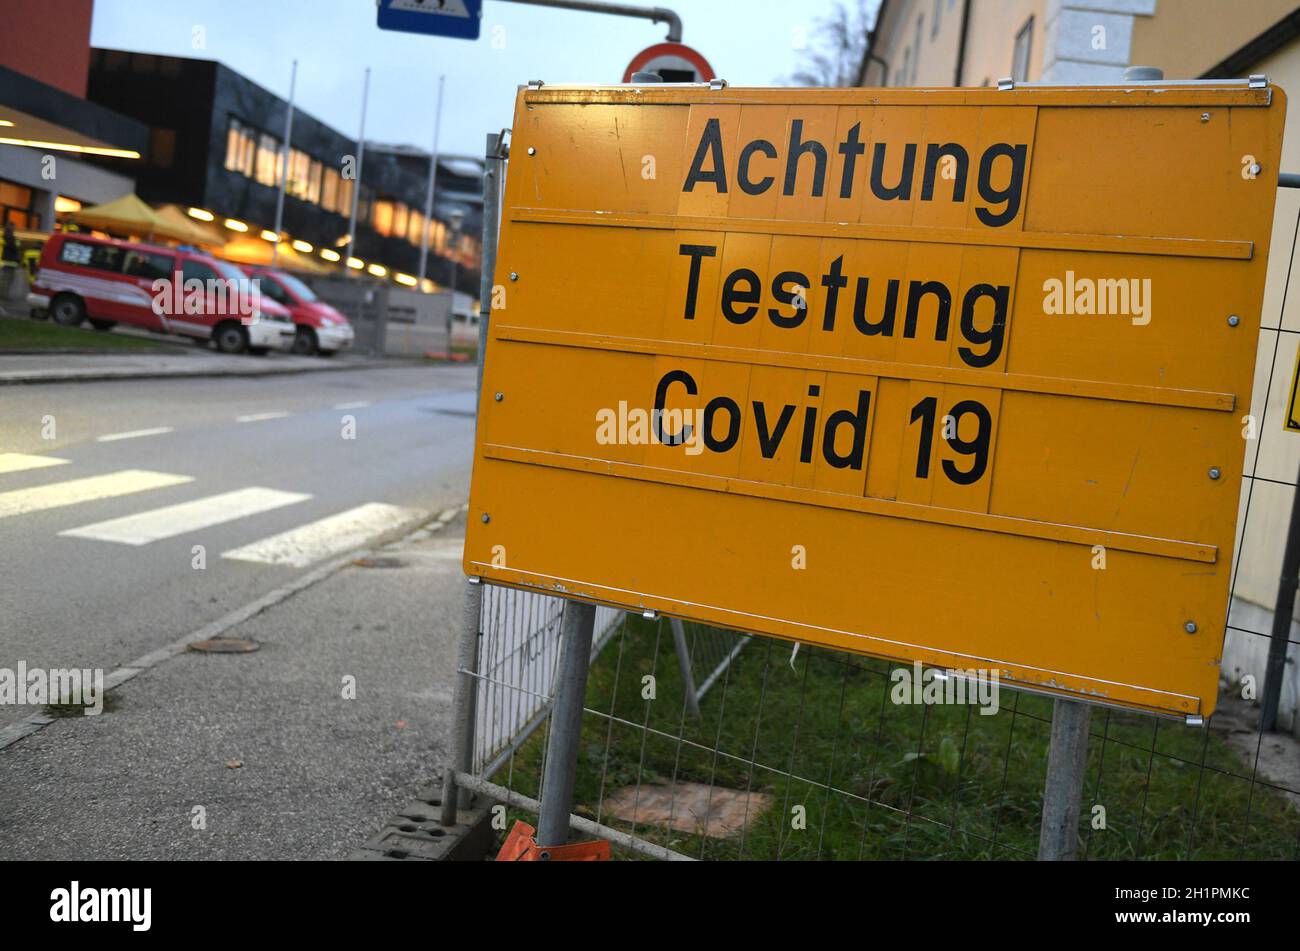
[67,193,197,244]
[154,204,226,248]
[218,234,334,275]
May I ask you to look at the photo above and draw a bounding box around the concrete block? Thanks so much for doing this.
[351,797,497,862]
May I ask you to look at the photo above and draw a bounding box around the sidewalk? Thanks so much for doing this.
[0,349,402,385]
[0,513,470,860]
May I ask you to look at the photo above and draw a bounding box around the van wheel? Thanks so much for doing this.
[291,326,318,356]
[213,321,249,354]
[49,294,86,327]
[88,319,117,332]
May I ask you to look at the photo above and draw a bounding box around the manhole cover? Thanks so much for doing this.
[353,556,405,569]
[189,637,259,653]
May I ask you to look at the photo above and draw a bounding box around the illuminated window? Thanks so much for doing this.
[225,118,255,176]
[372,199,394,237]
[286,148,311,200]
[408,209,426,246]
[307,159,322,204]
[255,132,281,187]
[392,203,409,241]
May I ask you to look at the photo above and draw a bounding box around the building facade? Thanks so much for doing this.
[84,49,480,294]
[0,0,145,235]
[861,0,1300,88]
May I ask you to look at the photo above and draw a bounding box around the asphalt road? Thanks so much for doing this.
[0,363,478,729]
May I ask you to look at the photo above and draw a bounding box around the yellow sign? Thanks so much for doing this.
[465,82,1287,718]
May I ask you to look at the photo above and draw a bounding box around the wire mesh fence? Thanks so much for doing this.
[446,147,1300,862]
[462,603,1300,860]
[471,588,747,783]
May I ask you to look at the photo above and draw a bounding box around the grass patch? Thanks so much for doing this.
[0,316,170,351]
[500,617,1300,860]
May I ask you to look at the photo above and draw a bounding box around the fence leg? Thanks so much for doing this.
[1037,698,1091,860]
[536,599,597,847]
[440,581,483,826]
[670,618,702,719]
[1261,456,1300,733]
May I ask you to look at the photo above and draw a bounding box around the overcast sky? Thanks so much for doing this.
[91,0,852,159]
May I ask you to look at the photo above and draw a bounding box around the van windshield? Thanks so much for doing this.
[210,260,248,283]
[275,272,318,302]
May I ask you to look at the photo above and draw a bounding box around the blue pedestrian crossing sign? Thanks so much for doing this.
[377,0,482,40]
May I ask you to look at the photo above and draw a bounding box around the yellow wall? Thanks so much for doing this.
[1232,40,1300,613]
[864,0,1047,87]
[1130,0,1298,78]
[959,0,1044,86]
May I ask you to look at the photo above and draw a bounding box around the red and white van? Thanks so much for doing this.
[242,266,354,356]
[28,233,296,354]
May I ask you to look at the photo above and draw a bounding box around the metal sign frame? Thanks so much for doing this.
[464,81,1287,720]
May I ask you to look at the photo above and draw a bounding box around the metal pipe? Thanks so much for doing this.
[417,74,445,286]
[1037,698,1092,860]
[497,0,682,41]
[1279,172,1300,189]
[477,131,507,401]
[669,618,701,718]
[271,59,297,266]
[440,581,484,826]
[536,600,596,846]
[1261,454,1300,732]
[344,67,370,278]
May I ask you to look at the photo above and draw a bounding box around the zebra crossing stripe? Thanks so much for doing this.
[221,502,423,567]
[59,487,311,545]
[0,470,192,518]
[0,453,72,475]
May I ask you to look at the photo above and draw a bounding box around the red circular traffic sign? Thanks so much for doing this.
[623,42,715,84]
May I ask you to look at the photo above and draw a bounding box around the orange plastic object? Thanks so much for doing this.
[495,820,611,861]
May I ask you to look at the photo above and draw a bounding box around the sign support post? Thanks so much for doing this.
[440,131,509,829]
[537,600,597,847]
[1037,699,1092,860]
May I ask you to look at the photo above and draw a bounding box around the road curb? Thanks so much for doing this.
[0,503,468,752]
[0,358,434,386]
